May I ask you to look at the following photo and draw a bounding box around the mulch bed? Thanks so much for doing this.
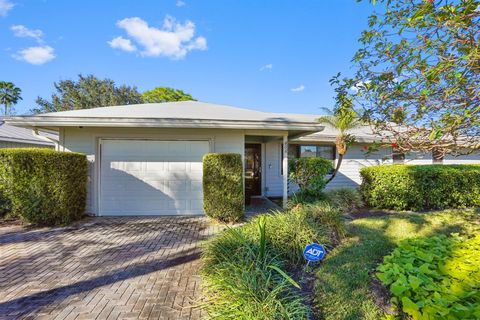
[0,216,23,227]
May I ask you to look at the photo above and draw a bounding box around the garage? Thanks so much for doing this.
[99,139,210,216]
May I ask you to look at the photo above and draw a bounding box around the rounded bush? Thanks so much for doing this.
[203,153,244,222]
[289,157,333,200]
[360,164,480,211]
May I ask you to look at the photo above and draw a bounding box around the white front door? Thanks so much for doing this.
[99,139,209,216]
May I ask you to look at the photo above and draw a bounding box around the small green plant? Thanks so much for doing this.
[0,148,87,225]
[360,164,480,211]
[243,207,342,266]
[203,153,244,223]
[376,234,480,320]
[289,157,333,201]
[202,213,309,319]
[324,188,364,213]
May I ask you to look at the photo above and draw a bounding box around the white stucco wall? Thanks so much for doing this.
[60,127,245,215]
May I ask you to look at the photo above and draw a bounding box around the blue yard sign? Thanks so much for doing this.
[303,243,326,262]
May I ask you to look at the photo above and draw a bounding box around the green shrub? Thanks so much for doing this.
[300,201,347,242]
[376,234,480,320]
[289,157,333,200]
[202,207,345,318]
[360,164,480,211]
[203,153,244,222]
[242,206,342,266]
[0,148,87,225]
[202,217,310,319]
[324,187,364,213]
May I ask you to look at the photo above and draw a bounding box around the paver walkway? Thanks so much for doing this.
[0,217,221,320]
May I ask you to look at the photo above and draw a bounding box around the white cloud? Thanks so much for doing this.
[176,0,186,7]
[0,0,13,17]
[349,80,370,94]
[108,36,137,52]
[114,16,207,59]
[291,84,305,92]
[13,46,55,65]
[11,25,44,43]
[260,63,273,71]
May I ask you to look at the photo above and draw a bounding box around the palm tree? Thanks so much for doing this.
[0,82,22,116]
[317,104,361,184]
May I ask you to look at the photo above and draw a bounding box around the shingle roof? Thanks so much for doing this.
[0,118,55,146]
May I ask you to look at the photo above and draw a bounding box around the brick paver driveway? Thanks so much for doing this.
[0,217,220,320]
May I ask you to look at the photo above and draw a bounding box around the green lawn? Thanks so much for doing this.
[314,209,480,320]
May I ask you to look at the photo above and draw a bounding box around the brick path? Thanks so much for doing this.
[0,217,220,320]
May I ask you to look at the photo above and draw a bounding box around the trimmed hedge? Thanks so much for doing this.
[360,164,480,211]
[203,153,244,222]
[0,148,87,225]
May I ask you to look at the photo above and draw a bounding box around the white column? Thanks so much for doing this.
[282,134,288,208]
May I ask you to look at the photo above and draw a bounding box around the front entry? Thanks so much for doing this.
[245,143,262,205]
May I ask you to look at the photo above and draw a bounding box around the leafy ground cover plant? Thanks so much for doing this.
[377,234,480,320]
[314,209,480,320]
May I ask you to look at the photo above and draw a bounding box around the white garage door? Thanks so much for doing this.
[99,139,209,216]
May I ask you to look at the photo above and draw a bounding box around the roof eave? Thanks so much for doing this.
[5,117,324,132]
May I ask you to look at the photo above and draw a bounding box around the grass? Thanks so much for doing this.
[201,204,345,319]
[314,209,480,320]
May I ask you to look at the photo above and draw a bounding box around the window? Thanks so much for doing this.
[284,144,336,175]
[299,145,335,159]
[392,152,405,164]
[288,144,336,160]
[432,149,444,164]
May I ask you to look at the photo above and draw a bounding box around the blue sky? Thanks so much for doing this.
[0,0,375,115]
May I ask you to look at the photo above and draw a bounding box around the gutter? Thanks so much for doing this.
[6,116,325,132]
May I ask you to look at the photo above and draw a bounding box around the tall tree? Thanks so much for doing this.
[0,81,22,116]
[32,74,143,114]
[318,94,361,184]
[142,87,195,103]
[336,0,480,155]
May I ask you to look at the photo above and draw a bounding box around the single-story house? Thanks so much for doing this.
[0,117,55,148]
[6,101,480,216]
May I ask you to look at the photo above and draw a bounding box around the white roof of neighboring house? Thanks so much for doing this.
[5,101,325,132]
[0,118,55,146]
[293,123,378,143]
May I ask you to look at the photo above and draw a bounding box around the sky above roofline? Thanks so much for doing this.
[0,0,375,116]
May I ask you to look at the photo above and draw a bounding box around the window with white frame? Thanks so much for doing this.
[281,144,336,175]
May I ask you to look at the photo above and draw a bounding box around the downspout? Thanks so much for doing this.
[32,128,59,150]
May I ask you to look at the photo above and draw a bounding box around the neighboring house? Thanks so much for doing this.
[0,118,55,148]
[6,101,480,216]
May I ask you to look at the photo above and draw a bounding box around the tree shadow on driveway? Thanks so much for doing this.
[0,247,201,318]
